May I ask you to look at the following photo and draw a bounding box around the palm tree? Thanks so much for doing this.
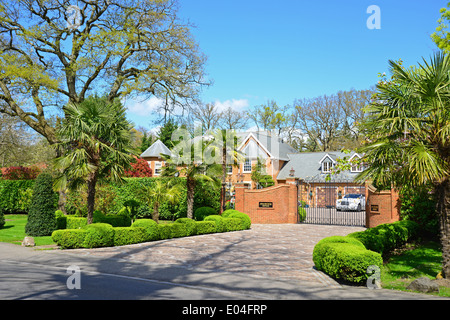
[162,136,220,219]
[54,96,135,224]
[357,52,450,278]
[139,179,183,223]
[204,129,244,213]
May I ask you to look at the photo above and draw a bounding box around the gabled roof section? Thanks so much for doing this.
[318,153,337,164]
[140,140,172,159]
[237,131,298,161]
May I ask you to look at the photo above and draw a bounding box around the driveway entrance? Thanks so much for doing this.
[64,224,365,288]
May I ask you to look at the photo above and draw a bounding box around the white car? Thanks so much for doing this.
[336,194,366,211]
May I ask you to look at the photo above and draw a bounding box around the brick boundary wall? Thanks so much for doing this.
[365,183,401,228]
[235,178,298,224]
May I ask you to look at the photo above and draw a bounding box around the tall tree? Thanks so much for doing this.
[357,52,450,278]
[0,0,209,145]
[53,95,135,224]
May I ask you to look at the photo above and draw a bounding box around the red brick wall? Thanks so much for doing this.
[235,179,298,224]
[365,184,401,228]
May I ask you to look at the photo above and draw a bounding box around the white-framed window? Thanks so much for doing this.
[243,159,252,173]
[351,163,364,173]
[322,161,332,173]
[227,165,233,174]
[154,161,163,176]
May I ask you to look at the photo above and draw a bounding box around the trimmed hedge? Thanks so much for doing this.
[195,221,216,235]
[222,210,252,230]
[113,227,148,246]
[194,206,216,221]
[82,223,115,249]
[52,211,252,249]
[131,219,159,241]
[348,220,419,255]
[51,229,87,249]
[313,220,420,284]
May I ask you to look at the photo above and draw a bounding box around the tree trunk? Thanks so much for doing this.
[152,202,160,223]
[435,179,450,278]
[86,172,98,225]
[186,177,195,219]
[220,150,227,214]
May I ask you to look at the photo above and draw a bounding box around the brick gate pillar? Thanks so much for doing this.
[365,183,401,228]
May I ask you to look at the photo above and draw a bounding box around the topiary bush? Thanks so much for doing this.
[82,223,115,248]
[222,210,251,230]
[131,219,159,241]
[348,220,419,255]
[222,217,243,232]
[52,229,87,249]
[113,227,148,246]
[195,221,216,235]
[25,173,58,237]
[204,215,226,233]
[194,206,216,221]
[175,218,197,236]
[315,242,383,284]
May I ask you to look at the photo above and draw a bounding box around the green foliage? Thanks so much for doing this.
[298,207,306,222]
[175,218,197,236]
[348,220,420,255]
[0,207,4,229]
[195,221,216,235]
[52,212,251,249]
[316,242,383,284]
[113,227,148,246]
[67,217,88,229]
[82,223,115,248]
[93,210,131,227]
[25,173,58,237]
[399,185,438,238]
[204,215,226,233]
[313,220,420,284]
[0,179,35,213]
[51,229,87,249]
[131,219,160,241]
[222,209,252,230]
[194,206,216,221]
[259,175,275,188]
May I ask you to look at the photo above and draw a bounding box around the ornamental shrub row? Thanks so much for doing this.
[313,220,419,284]
[52,211,251,249]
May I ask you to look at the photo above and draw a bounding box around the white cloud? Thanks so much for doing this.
[213,99,249,112]
[127,96,165,117]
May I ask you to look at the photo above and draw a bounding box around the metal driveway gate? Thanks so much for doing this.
[298,177,366,227]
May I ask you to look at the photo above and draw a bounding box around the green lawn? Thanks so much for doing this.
[381,241,450,297]
[0,214,55,247]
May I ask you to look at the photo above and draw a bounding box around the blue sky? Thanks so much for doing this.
[126,0,445,129]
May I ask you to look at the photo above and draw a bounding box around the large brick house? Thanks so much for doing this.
[140,132,365,208]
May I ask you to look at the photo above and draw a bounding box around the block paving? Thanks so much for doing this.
[68,224,366,288]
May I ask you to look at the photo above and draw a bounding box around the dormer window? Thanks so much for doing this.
[349,154,364,173]
[322,161,333,173]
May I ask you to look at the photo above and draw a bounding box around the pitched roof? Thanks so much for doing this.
[276,151,362,182]
[237,131,298,161]
[140,140,172,159]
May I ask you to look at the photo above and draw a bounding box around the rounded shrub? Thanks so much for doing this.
[222,210,251,230]
[313,236,366,270]
[204,215,225,233]
[25,173,58,236]
[223,217,243,232]
[194,206,216,221]
[113,227,148,246]
[175,218,197,236]
[51,229,87,249]
[195,221,216,235]
[316,242,383,284]
[82,223,115,248]
[67,217,88,229]
[131,219,159,241]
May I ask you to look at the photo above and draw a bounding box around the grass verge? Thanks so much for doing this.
[0,214,55,247]
[381,241,450,297]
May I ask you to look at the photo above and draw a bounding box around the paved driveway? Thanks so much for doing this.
[64,224,365,288]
